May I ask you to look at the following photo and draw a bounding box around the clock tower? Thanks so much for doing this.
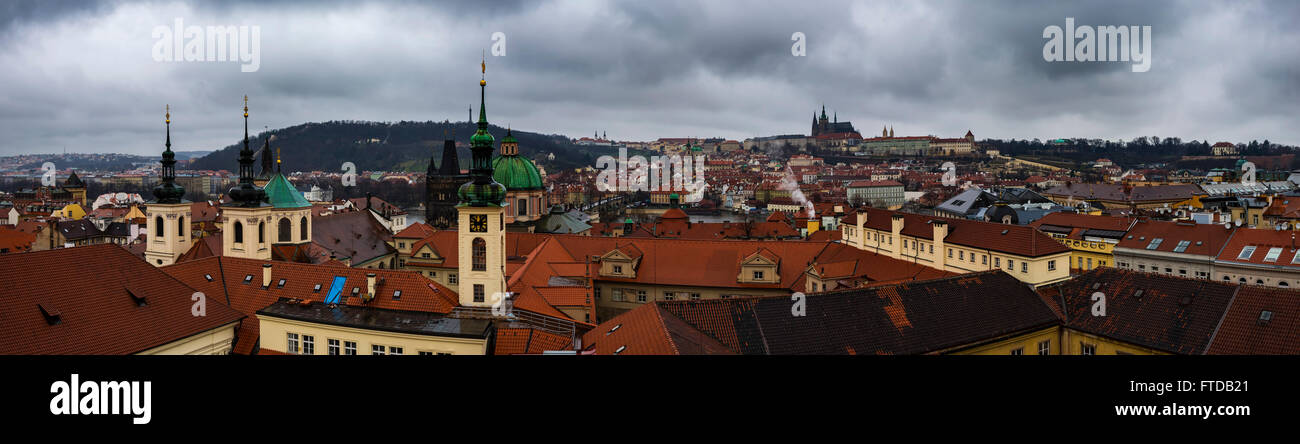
[456,58,509,308]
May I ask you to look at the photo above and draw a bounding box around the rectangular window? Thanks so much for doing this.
[1264,247,1283,262]
[613,265,623,273]
[474,284,485,303]
[286,333,299,354]
[1086,258,1092,269]
[612,289,624,302]
[1021,262,1028,273]
[1008,259,1014,270]
[1238,246,1257,260]
[372,345,386,355]
[1010,348,1023,355]
[1172,240,1191,253]
[690,293,701,301]
[1145,238,1163,250]
[1081,343,1096,355]
[1048,260,1056,271]
[753,270,764,280]
[959,251,964,260]
[419,351,434,356]
[1038,340,1050,355]
[663,291,675,301]
[344,341,357,355]
[995,257,1000,267]
[636,290,647,303]
[301,335,314,355]
[948,248,953,258]
[982,255,987,265]
[328,339,340,356]
[390,346,403,355]
[449,274,458,284]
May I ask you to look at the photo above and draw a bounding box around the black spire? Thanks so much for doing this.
[152,105,185,204]
[227,96,267,207]
[438,129,460,176]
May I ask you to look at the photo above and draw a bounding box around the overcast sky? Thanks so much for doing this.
[0,0,1296,156]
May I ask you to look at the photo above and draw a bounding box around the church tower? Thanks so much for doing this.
[456,58,508,308]
[63,171,86,207]
[145,105,192,267]
[427,128,468,229]
[222,96,273,261]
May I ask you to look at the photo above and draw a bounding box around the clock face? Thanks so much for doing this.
[469,214,488,232]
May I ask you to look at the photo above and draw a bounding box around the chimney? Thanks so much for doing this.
[932,220,948,269]
[365,192,372,210]
[890,213,905,260]
[262,264,272,288]
[366,273,377,300]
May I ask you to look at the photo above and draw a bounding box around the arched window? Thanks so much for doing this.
[234,221,244,243]
[300,216,308,241]
[258,221,265,243]
[1280,281,1289,288]
[278,218,291,242]
[472,238,486,271]
[177,216,185,236]
[155,216,164,237]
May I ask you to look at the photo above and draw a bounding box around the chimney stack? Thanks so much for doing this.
[262,264,272,288]
[365,273,377,301]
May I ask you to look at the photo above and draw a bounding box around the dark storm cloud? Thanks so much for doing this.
[0,0,1297,156]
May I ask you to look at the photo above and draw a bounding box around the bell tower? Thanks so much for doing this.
[145,105,192,267]
[221,96,273,261]
[456,57,509,308]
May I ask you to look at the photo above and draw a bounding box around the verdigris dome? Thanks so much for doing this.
[491,155,543,191]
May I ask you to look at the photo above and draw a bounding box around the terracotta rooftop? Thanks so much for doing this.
[0,244,246,354]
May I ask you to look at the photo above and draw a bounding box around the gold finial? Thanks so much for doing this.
[480,51,487,86]
[165,104,170,124]
[276,147,281,164]
[243,95,249,117]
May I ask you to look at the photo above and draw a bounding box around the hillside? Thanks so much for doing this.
[189,120,602,174]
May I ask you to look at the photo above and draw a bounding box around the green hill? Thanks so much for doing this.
[190,120,601,174]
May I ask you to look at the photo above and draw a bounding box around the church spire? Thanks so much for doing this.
[459,55,506,207]
[228,95,267,207]
[152,104,185,204]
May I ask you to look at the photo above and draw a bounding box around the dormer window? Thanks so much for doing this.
[614,265,623,274]
[753,270,764,280]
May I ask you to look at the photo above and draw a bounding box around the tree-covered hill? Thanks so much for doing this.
[189,120,602,174]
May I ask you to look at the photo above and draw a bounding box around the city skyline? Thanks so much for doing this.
[0,0,1297,155]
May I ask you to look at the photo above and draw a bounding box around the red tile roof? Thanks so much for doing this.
[1117,219,1233,257]
[1206,285,1300,354]
[0,244,246,354]
[1048,268,1238,354]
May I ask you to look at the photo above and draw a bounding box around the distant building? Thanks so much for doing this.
[1212,142,1239,156]
[846,180,904,209]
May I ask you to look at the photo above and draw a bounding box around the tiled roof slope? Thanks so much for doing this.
[0,244,245,354]
[1049,268,1238,354]
[162,256,458,354]
[1206,286,1300,355]
[583,271,1057,355]
[1116,219,1234,257]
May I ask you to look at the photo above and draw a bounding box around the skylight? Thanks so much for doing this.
[243,274,253,283]
[1264,247,1283,262]
[1238,246,1257,260]
[277,279,287,288]
[1145,238,1163,250]
[1172,240,1191,253]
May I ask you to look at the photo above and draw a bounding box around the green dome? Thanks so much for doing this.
[471,130,494,147]
[491,155,544,191]
[458,180,507,207]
